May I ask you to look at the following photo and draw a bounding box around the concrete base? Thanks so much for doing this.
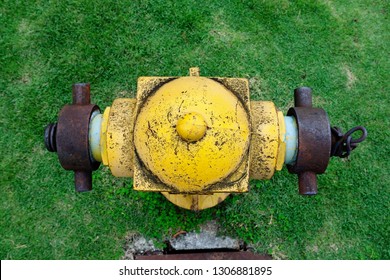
[168,220,242,251]
[123,220,270,260]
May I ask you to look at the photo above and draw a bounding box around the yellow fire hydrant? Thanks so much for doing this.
[44,67,366,210]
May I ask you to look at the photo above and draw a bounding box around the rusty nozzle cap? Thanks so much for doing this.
[287,87,332,195]
[44,83,100,192]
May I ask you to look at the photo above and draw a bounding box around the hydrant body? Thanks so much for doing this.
[94,73,289,210]
[45,68,366,210]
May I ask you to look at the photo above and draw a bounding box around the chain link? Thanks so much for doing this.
[331,126,367,158]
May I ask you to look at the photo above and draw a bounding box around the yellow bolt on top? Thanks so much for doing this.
[176,112,207,143]
[189,67,200,77]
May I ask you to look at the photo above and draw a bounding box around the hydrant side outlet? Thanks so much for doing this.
[102,98,137,177]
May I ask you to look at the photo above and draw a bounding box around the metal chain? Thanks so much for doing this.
[331,126,367,158]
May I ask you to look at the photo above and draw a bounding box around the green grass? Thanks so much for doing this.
[1,0,389,259]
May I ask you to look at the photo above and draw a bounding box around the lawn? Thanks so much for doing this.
[0,0,389,259]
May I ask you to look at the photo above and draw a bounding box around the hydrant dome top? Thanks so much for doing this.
[133,76,251,192]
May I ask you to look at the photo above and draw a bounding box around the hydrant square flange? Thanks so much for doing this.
[133,76,251,194]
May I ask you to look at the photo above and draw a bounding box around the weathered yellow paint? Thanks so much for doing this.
[176,112,207,142]
[96,69,288,210]
[104,98,137,177]
[161,192,230,211]
[133,76,251,193]
[276,111,286,171]
[134,76,250,194]
[249,101,281,179]
[100,107,110,166]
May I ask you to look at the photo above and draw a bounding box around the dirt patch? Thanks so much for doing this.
[344,65,357,89]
